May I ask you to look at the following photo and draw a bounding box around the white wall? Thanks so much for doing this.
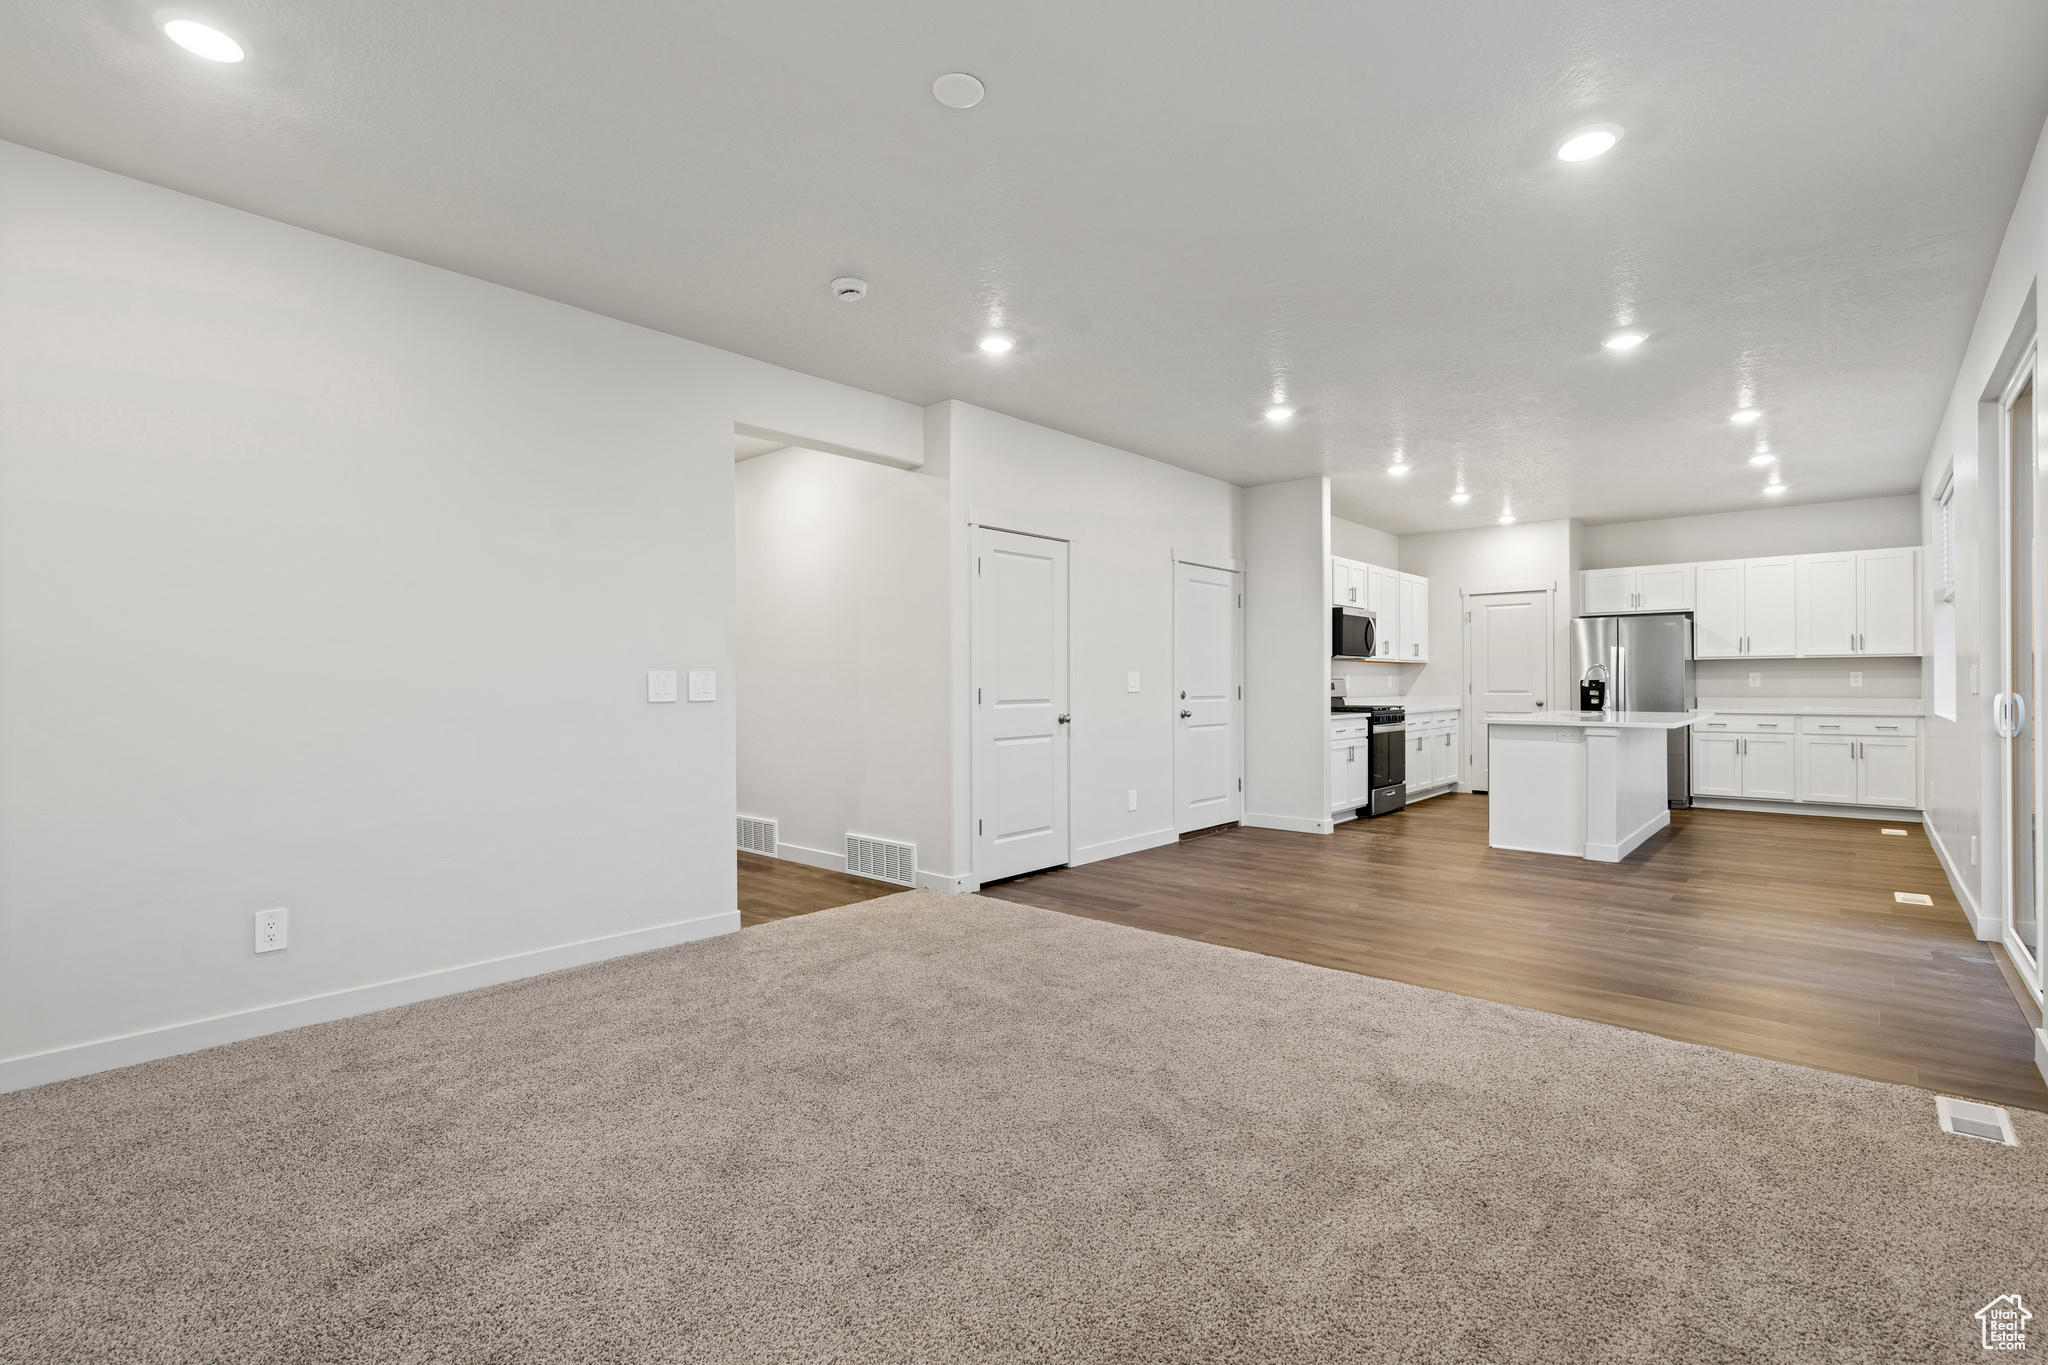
[0,140,925,1088]
[935,401,1242,870]
[735,446,951,883]
[1243,478,1332,831]
[1581,495,1920,569]
[1399,518,1576,708]
[1331,516,1399,568]
[1914,112,2048,957]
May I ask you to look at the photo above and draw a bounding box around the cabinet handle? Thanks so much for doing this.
[1348,746,1355,763]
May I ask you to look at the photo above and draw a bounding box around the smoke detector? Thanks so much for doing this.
[831,277,867,302]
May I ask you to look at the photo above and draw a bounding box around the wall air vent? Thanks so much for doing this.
[845,834,916,887]
[736,816,778,857]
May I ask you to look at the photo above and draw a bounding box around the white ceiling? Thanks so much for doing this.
[6,1,2047,532]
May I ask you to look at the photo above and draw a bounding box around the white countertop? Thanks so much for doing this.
[1487,710,1715,730]
[1696,696,1925,717]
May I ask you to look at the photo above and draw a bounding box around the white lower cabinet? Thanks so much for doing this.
[1404,711,1460,800]
[1696,714,1919,810]
[1690,731,1796,801]
[1740,734,1796,800]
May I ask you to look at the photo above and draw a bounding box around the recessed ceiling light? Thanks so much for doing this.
[1749,453,1774,465]
[1388,462,1410,476]
[1603,331,1646,350]
[1555,124,1622,162]
[1498,514,1517,524]
[157,11,244,61]
[1731,409,1763,425]
[1450,491,1470,504]
[1763,484,1787,496]
[933,73,985,109]
[1264,406,1295,422]
[978,335,1013,353]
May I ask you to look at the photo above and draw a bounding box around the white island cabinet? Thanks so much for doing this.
[1488,712,1713,863]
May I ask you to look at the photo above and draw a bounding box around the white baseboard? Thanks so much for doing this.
[777,839,957,893]
[0,908,740,1095]
[1243,812,1334,835]
[1586,808,1669,863]
[1070,827,1179,867]
[1690,798,1924,823]
[1925,819,1991,938]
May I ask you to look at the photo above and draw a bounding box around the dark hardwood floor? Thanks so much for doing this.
[734,798,2046,1111]
[738,850,898,926]
[978,796,2048,1113]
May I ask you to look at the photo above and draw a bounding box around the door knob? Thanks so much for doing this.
[1179,709,1192,719]
[1057,714,1071,724]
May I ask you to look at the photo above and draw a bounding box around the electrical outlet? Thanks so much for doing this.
[1748,672,1761,687]
[253,908,287,954]
[1127,671,1140,693]
[1127,789,1138,811]
[1849,671,1863,687]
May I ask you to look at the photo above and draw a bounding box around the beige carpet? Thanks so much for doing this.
[4,891,2044,1363]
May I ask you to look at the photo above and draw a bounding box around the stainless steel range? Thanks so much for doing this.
[1332,703,1407,816]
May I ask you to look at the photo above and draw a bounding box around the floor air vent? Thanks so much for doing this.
[736,816,778,857]
[1937,1096,2018,1146]
[846,834,916,887]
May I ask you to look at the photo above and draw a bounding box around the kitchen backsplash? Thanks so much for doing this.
[1329,661,1414,697]
[1695,656,1922,699]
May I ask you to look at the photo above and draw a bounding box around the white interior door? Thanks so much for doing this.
[972,527,1070,882]
[1175,559,1242,833]
[1466,589,1552,791]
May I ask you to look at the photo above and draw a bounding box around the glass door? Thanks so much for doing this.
[2002,355,2044,984]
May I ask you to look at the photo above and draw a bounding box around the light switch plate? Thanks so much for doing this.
[1127,672,1140,693]
[647,670,678,703]
[687,670,716,702]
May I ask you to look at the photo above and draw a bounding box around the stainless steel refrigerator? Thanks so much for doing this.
[1571,612,1697,808]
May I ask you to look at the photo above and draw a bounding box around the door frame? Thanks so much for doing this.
[1171,550,1246,834]
[1996,342,2043,996]
[969,522,1074,885]
[1460,581,1557,793]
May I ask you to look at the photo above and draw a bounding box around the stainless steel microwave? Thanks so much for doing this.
[1333,607,1376,660]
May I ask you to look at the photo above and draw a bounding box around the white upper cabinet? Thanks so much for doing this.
[1858,547,1920,655]
[1693,560,1744,657]
[1589,547,1918,657]
[1328,558,1428,663]
[1579,564,1694,614]
[1796,548,1919,656]
[1581,567,1634,615]
[1635,563,1695,611]
[1330,557,1366,609]
[1745,557,1797,656]
[1693,556,1795,657]
[1398,573,1428,663]
[1366,565,1402,659]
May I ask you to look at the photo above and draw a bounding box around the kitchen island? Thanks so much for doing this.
[1488,711,1715,862]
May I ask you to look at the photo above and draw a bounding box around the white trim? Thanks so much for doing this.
[1070,827,1180,867]
[1459,579,1557,597]
[1171,546,1245,573]
[1585,807,1669,863]
[775,839,845,873]
[1926,817,1992,938]
[1690,797,1925,823]
[1243,811,1333,834]
[915,869,974,894]
[0,909,740,1094]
